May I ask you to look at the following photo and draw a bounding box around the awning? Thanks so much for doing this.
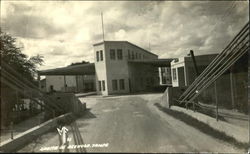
[38,63,95,75]
[128,58,175,67]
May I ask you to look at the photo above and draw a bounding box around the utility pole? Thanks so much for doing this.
[101,12,105,41]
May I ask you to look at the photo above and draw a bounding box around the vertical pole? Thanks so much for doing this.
[10,121,13,139]
[214,81,218,121]
[38,73,41,90]
[230,67,235,109]
[101,12,105,41]
[64,75,66,92]
[75,75,78,93]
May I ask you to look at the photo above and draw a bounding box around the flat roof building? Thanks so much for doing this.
[39,41,173,95]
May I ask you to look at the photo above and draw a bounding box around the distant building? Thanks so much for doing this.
[159,67,172,85]
[39,41,173,95]
[170,54,218,87]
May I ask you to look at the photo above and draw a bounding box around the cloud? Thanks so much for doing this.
[1,1,248,70]
[1,3,65,39]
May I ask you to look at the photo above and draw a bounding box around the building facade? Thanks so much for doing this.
[44,75,96,93]
[93,41,159,95]
[170,54,218,87]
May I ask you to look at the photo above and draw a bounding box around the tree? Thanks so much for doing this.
[70,60,89,66]
[1,30,44,128]
[0,30,44,82]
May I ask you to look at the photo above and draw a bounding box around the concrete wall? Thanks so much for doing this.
[94,43,108,95]
[46,75,65,91]
[45,75,76,92]
[161,87,187,108]
[45,75,95,93]
[105,42,130,95]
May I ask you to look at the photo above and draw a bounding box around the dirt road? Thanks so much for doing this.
[19,93,243,153]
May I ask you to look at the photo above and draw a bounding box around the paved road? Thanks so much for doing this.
[19,93,243,153]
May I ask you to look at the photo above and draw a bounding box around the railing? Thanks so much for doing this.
[1,60,68,141]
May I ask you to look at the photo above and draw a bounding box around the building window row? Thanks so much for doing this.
[96,50,103,62]
[98,80,105,91]
[127,50,144,60]
[110,49,123,60]
[112,79,125,91]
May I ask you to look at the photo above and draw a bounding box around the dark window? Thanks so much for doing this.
[117,49,123,60]
[100,50,103,61]
[132,51,135,59]
[172,68,177,80]
[135,53,138,59]
[96,51,99,62]
[98,81,102,91]
[162,77,167,84]
[112,80,118,91]
[128,50,131,59]
[102,80,105,91]
[119,79,125,90]
[140,78,144,87]
[139,53,141,59]
[110,49,116,60]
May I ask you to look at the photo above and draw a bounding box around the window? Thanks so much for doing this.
[98,81,102,91]
[119,79,125,90]
[110,49,116,60]
[135,53,138,59]
[102,80,105,91]
[96,51,99,62]
[117,49,123,60]
[100,50,103,61]
[139,53,141,59]
[172,68,177,81]
[132,51,135,59]
[128,50,131,59]
[112,80,118,91]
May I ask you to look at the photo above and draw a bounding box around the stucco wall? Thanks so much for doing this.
[45,75,77,92]
[94,44,108,95]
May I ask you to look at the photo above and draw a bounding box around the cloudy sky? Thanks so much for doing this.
[1,1,249,70]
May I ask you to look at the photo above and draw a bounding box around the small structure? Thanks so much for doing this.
[170,54,218,87]
[39,63,96,93]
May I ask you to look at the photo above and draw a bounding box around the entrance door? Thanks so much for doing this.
[177,67,185,87]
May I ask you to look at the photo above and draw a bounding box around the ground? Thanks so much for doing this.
[19,93,244,153]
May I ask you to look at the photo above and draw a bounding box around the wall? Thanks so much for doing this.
[171,57,185,87]
[46,75,65,92]
[45,75,85,93]
[128,63,159,92]
[94,43,108,95]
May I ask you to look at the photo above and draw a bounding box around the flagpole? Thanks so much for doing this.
[101,12,105,41]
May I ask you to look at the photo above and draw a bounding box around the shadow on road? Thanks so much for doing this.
[80,108,97,119]
[154,103,248,150]
[70,121,87,153]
